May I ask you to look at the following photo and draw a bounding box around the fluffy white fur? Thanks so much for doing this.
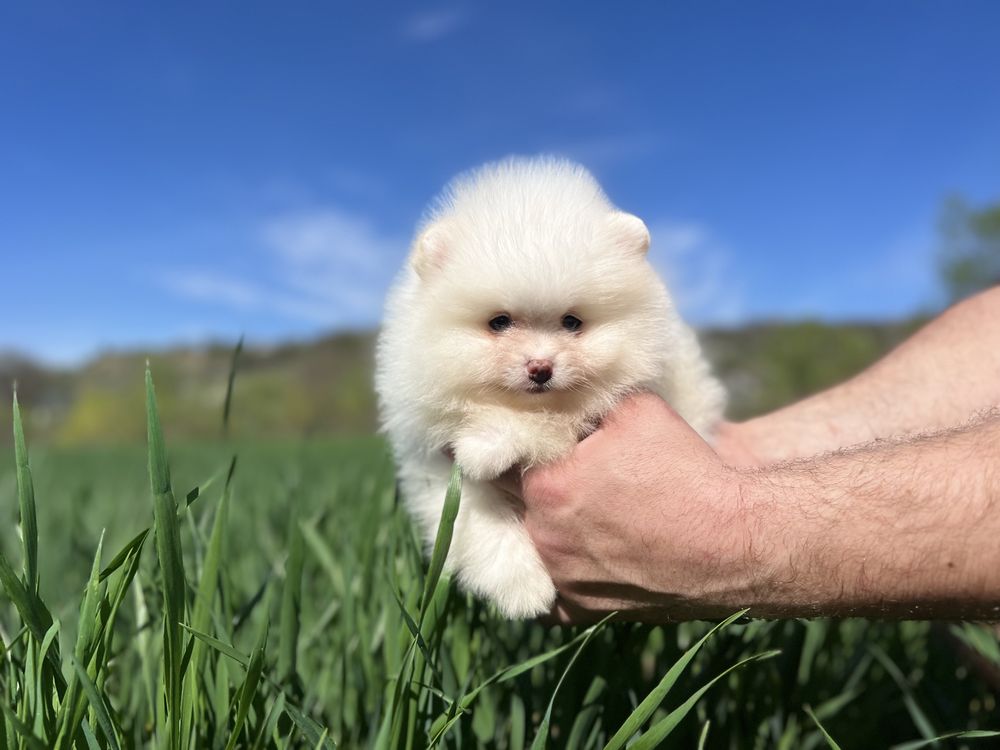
[376,157,726,618]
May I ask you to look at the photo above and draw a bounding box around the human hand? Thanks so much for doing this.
[504,392,759,623]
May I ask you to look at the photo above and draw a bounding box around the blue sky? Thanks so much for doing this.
[2,1,999,364]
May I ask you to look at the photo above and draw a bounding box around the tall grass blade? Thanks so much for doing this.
[603,609,749,750]
[79,722,102,750]
[891,730,1000,750]
[805,705,843,750]
[33,620,62,737]
[869,645,937,741]
[180,625,251,667]
[99,529,149,582]
[222,626,267,750]
[278,500,304,684]
[380,466,461,750]
[811,686,862,722]
[390,586,436,670]
[0,703,46,750]
[949,623,1000,665]
[509,694,526,750]
[250,692,286,750]
[146,365,188,750]
[697,720,711,750]
[181,455,236,745]
[0,551,53,656]
[530,613,615,750]
[629,650,780,749]
[427,622,609,745]
[2,400,61,690]
[53,531,106,750]
[71,657,121,750]
[284,702,336,750]
[420,464,461,618]
[12,392,38,595]
[222,335,243,436]
[797,620,829,685]
[565,676,605,749]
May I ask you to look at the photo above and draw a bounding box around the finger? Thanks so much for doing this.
[579,391,704,461]
[599,391,680,433]
[537,604,565,627]
[521,393,688,503]
[547,597,617,625]
[537,598,577,626]
[552,599,578,624]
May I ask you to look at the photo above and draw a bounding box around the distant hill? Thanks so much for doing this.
[700,318,925,419]
[0,320,924,444]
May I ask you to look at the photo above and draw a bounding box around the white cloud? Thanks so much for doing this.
[401,9,465,42]
[163,207,406,327]
[161,272,266,310]
[648,220,746,326]
[262,209,397,275]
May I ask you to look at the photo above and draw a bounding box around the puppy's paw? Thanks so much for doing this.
[453,430,519,481]
[459,544,557,619]
[491,567,558,619]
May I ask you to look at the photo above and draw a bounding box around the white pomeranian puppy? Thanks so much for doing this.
[376,157,726,618]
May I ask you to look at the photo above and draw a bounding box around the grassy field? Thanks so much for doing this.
[2,369,1000,749]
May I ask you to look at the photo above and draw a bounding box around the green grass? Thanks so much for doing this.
[1,368,1000,748]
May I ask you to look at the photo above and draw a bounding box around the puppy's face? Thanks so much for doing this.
[476,309,593,397]
[410,211,672,410]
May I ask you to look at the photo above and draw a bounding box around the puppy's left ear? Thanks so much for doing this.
[410,220,451,279]
[605,212,650,256]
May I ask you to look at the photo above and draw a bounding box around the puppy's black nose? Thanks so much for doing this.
[527,360,553,385]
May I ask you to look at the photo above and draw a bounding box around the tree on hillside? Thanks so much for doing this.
[939,196,1000,301]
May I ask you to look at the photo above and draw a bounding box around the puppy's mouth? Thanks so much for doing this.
[525,382,552,394]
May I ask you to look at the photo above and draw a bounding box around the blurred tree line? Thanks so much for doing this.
[939,196,1000,301]
[1,194,996,445]
[0,333,378,445]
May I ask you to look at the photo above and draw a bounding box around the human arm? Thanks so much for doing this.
[517,393,1000,622]
[715,286,1000,466]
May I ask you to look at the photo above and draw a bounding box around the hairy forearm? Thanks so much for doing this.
[739,412,1000,618]
[717,287,1000,465]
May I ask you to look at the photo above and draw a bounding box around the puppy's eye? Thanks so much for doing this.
[561,314,583,332]
[489,314,513,332]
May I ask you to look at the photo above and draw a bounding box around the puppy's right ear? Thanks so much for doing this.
[411,221,450,279]
[605,212,650,256]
